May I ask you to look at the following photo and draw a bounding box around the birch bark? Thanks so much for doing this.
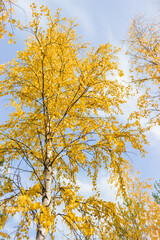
[36,121,52,240]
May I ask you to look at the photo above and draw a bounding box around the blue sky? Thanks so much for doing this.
[1,0,160,238]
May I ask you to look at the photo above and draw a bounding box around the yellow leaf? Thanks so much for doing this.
[8,32,13,37]
[0,34,3,39]
[8,38,13,44]
[11,19,16,24]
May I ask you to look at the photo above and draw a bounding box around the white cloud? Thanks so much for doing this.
[150,125,160,140]
[118,47,130,82]
[148,125,160,151]
[98,175,116,202]
[77,178,93,197]
[77,171,116,202]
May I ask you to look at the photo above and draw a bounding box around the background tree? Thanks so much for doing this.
[0,4,148,240]
[127,15,160,240]
[127,16,160,126]
[152,180,160,204]
[0,157,8,240]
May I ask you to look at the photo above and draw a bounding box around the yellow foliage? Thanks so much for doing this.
[0,4,156,240]
[127,16,160,126]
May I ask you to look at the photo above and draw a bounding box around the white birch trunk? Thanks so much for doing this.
[36,122,52,240]
[36,165,51,240]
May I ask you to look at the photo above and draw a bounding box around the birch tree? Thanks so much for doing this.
[0,4,147,239]
[127,16,160,126]
[127,16,160,240]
